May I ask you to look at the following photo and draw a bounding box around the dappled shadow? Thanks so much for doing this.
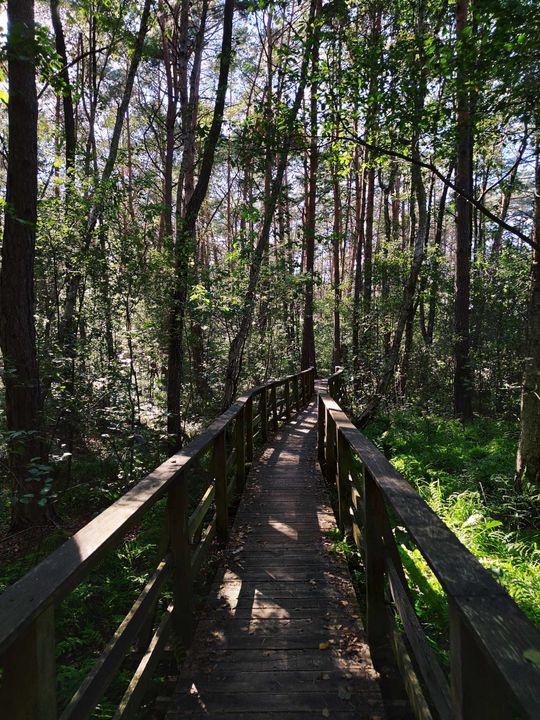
[167,403,388,719]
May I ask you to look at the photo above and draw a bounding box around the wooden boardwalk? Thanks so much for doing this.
[168,401,386,719]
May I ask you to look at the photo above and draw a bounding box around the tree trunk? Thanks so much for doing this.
[0,0,48,528]
[332,168,343,368]
[515,134,540,489]
[223,0,319,407]
[167,0,234,447]
[300,0,321,373]
[453,0,474,421]
[50,0,76,172]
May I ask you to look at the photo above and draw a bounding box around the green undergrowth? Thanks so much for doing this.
[0,453,220,718]
[365,409,540,665]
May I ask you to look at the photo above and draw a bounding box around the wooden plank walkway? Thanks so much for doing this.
[168,401,386,719]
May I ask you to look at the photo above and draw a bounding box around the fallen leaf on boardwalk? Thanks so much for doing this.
[339,600,348,607]
[338,685,352,700]
[322,709,330,718]
[321,672,330,680]
[319,641,330,650]
[309,579,317,585]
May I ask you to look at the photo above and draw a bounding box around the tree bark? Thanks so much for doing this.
[0,0,48,528]
[223,0,319,407]
[453,0,474,421]
[516,134,540,489]
[300,0,321,373]
[167,0,234,447]
[50,0,76,172]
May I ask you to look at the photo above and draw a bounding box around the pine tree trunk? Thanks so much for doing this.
[516,135,540,489]
[453,0,474,421]
[0,0,48,528]
[300,0,321,373]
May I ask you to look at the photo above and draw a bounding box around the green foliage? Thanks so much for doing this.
[366,409,540,658]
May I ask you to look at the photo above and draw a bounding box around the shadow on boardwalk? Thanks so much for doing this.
[167,403,400,719]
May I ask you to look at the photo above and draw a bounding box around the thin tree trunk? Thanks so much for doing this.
[224,0,319,407]
[50,0,76,172]
[453,0,474,421]
[167,0,235,446]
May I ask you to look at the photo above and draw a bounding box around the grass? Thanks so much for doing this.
[364,409,540,665]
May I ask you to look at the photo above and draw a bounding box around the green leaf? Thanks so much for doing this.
[523,649,540,668]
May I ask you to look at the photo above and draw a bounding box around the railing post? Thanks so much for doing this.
[245,396,253,465]
[214,431,228,542]
[326,411,337,487]
[271,385,278,431]
[0,606,56,720]
[449,600,514,720]
[293,375,300,412]
[235,408,246,493]
[337,428,352,534]
[260,389,268,442]
[168,472,192,646]
[364,469,389,651]
[318,394,326,472]
[285,379,291,421]
[301,373,306,406]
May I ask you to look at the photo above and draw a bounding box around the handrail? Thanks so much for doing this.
[0,367,315,720]
[319,384,540,720]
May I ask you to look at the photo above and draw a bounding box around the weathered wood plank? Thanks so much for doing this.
[60,560,171,720]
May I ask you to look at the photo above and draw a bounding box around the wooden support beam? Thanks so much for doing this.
[449,599,516,720]
[364,469,389,651]
[271,385,278,431]
[235,408,246,492]
[260,389,268,442]
[214,431,228,542]
[0,605,56,720]
[168,473,192,646]
[243,396,252,465]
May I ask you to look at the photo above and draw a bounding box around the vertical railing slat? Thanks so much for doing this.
[0,606,56,720]
[168,472,192,646]
[214,431,228,542]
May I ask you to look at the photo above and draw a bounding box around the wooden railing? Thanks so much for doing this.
[0,367,315,720]
[319,368,540,720]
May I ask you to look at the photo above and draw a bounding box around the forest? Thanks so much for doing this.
[0,0,539,717]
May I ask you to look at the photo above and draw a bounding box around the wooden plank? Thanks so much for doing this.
[168,472,192,646]
[0,605,56,720]
[271,385,278,431]
[189,484,215,543]
[191,520,217,576]
[245,396,253,464]
[449,597,526,719]
[235,408,246,491]
[214,431,228,543]
[336,429,352,534]
[293,375,300,412]
[260,388,268,442]
[113,605,173,720]
[60,560,171,720]
[386,558,451,719]
[364,469,389,651]
[317,393,326,471]
[390,627,434,720]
